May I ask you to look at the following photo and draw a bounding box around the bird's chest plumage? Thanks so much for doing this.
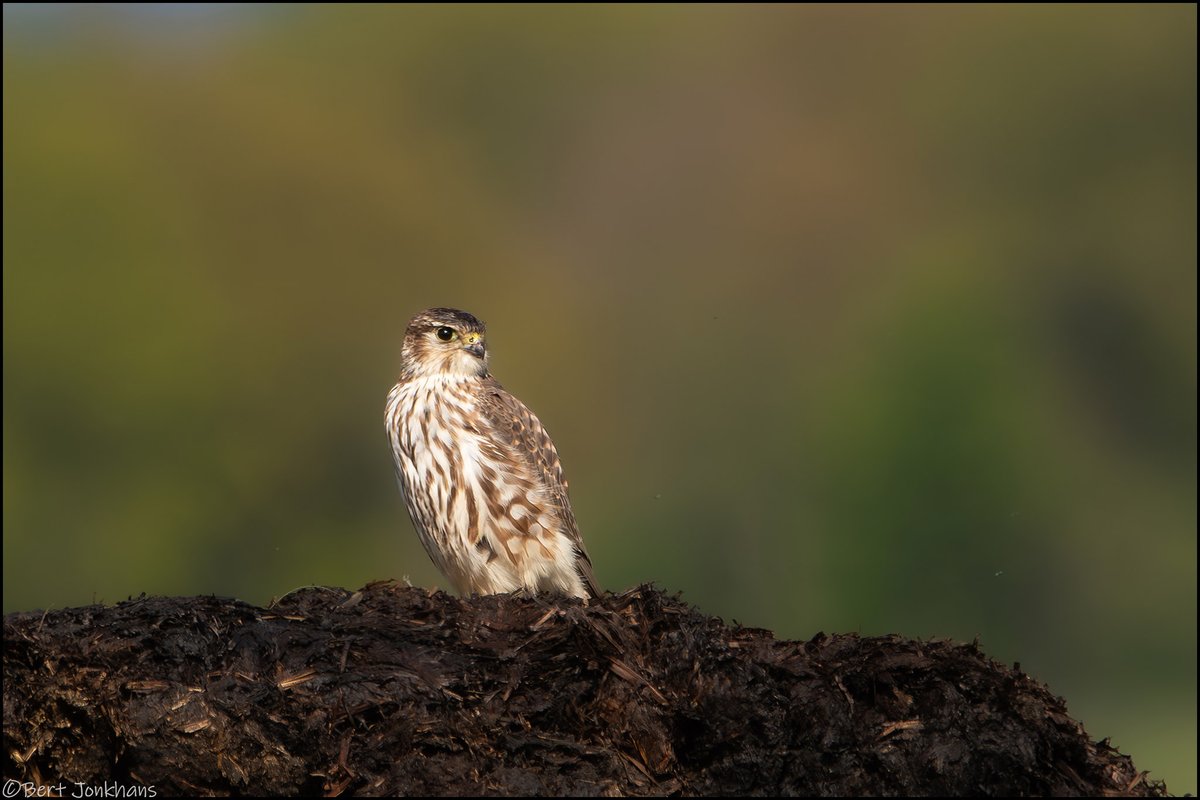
[388,379,487,537]
[386,374,584,597]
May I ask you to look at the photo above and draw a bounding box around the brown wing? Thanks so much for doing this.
[476,377,602,598]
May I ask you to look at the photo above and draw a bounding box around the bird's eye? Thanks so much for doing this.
[435,326,455,341]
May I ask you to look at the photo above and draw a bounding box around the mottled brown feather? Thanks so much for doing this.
[475,377,602,598]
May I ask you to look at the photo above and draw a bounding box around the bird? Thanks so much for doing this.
[385,308,601,600]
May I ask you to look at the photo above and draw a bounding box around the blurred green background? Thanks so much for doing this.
[3,4,1195,792]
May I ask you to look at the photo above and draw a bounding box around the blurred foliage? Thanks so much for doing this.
[3,5,1195,792]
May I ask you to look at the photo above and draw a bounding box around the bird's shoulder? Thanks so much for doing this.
[472,377,564,480]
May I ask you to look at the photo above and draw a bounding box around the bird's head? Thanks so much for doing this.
[401,307,489,380]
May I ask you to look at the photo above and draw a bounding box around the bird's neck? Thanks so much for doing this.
[398,367,488,388]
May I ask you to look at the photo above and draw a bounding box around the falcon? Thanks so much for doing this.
[385,308,601,599]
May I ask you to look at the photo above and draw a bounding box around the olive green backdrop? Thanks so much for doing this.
[4,5,1195,792]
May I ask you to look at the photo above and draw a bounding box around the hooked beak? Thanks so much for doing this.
[463,332,486,359]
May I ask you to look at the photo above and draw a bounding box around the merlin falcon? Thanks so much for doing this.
[385,308,601,599]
